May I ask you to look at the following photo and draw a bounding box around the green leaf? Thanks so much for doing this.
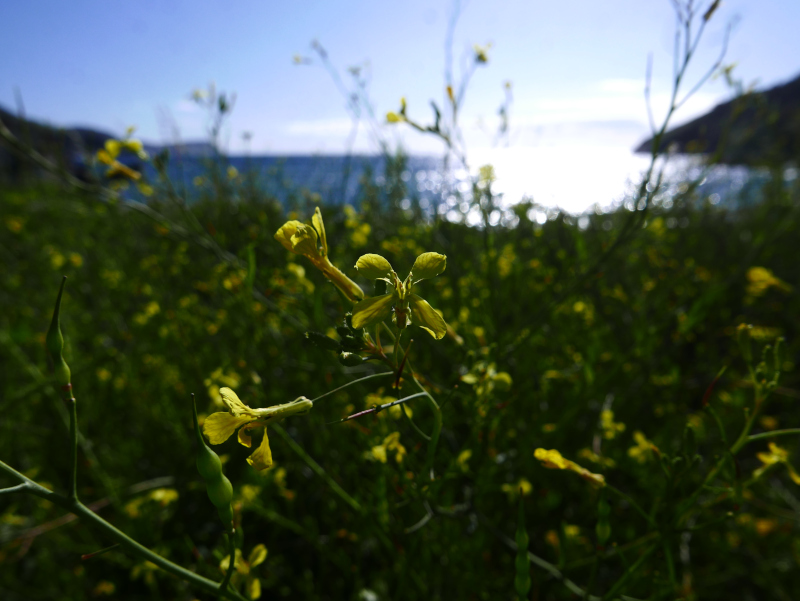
[410,252,446,283]
[351,293,396,330]
[355,254,394,280]
[408,294,447,339]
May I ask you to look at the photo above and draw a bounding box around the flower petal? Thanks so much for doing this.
[312,207,327,256]
[220,387,255,417]
[274,221,305,254]
[248,544,268,568]
[352,293,396,330]
[355,254,394,281]
[535,448,570,470]
[247,428,274,471]
[410,252,446,283]
[408,294,447,339]
[203,412,255,444]
[289,223,319,257]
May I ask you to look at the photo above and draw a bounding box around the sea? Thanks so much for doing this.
[140,149,796,221]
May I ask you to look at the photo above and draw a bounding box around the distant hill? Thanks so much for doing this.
[0,105,217,180]
[635,74,800,167]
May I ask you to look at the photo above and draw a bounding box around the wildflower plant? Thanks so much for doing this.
[4,2,800,599]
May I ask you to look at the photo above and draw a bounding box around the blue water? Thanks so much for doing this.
[137,151,797,215]
[143,153,444,207]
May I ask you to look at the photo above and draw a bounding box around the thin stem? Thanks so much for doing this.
[746,429,800,445]
[271,423,362,513]
[68,395,78,502]
[333,392,429,424]
[219,529,237,594]
[605,484,657,529]
[601,544,657,601]
[662,538,678,595]
[310,372,393,404]
[0,483,28,497]
[1,473,248,601]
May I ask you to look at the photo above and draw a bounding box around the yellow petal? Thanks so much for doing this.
[104,139,122,159]
[355,254,394,280]
[408,294,447,339]
[410,252,446,283]
[96,149,113,165]
[203,412,255,444]
[535,448,570,470]
[312,207,327,256]
[238,425,253,448]
[289,223,319,257]
[786,463,800,486]
[249,577,262,600]
[248,544,268,568]
[219,549,247,574]
[274,221,304,254]
[247,428,274,471]
[351,293,396,330]
[220,387,255,417]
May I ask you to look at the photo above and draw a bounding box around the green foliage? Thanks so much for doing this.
[0,154,798,599]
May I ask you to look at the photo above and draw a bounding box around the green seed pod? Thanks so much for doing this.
[340,336,365,351]
[514,495,531,600]
[46,277,72,389]
[305,331,341,352]
[339,352,364,367]
[192,395,234,529]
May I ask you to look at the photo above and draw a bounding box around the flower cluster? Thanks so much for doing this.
[351,252,448,339]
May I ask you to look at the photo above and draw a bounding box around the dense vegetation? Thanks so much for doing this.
[1,148,799,600]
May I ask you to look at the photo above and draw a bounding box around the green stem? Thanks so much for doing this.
[219,529,237,594]
[0,483,28,496]
[745,428,800,445]
[68,396,78,502]
[0,459,247,601]
[662,538,678,595]
[271,423,362,513]
[605,484,656,529]
[601,544,657,601]
[310,372,393,404]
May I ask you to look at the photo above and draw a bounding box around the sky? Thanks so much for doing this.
[2,0,799,211]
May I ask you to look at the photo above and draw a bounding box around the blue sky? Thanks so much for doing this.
[1,1,799,210]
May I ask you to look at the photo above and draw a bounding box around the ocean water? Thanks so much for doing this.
[141,149,796,217]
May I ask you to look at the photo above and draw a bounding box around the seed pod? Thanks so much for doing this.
[339,352,364,367]
[305,331,341,352]
[192,395,234,529]
[514,495,531,600]
[46,277,72,389]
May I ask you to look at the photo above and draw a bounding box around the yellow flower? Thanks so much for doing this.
[627,431,659,464]
[275,207,364,302]
[351,252,448,339]
[534,448,605,488]
[220,543,268,599]
[366,432,407,464]
[203,388,312,471]
[501,477,532,502]
[600,409,625,440]
[754,442,800,484]
[746,267,792,298]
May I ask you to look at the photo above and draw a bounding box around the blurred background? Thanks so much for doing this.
[2,0,799,211]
